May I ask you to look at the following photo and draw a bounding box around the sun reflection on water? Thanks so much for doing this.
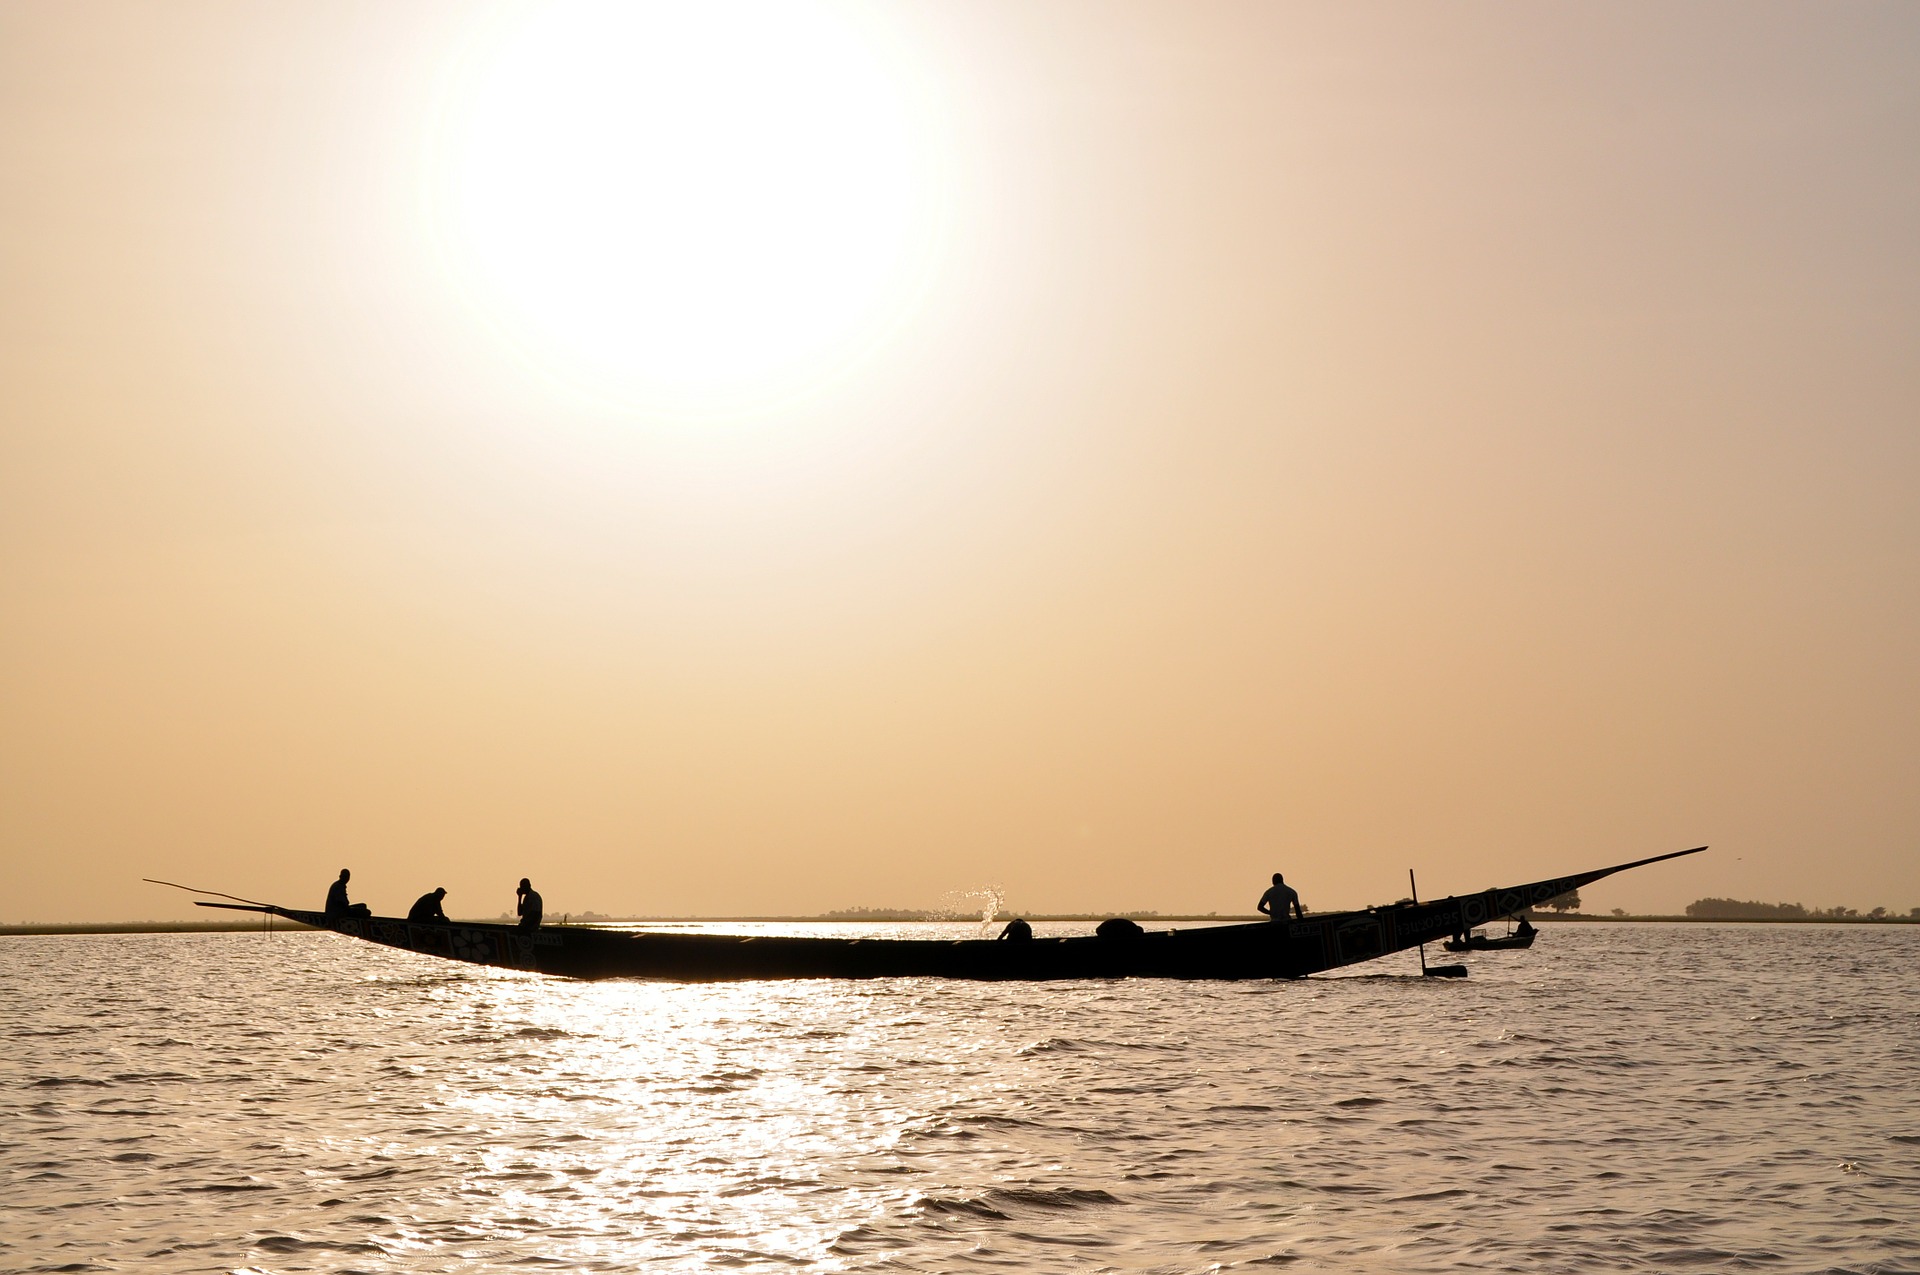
[428,974,982,1264]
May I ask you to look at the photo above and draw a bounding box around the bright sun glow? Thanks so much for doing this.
[432,0,945,416]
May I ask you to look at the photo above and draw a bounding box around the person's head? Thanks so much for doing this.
[434,887,446,899]
[518,877,531,892]
[339,868,351,882]
[1272,873,1284,886]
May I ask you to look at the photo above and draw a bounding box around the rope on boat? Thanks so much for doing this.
[142,878,274,908]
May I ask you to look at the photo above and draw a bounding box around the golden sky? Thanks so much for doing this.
[4,2,1916,923]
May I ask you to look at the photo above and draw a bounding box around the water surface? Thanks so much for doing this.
[3,922,1917,1273]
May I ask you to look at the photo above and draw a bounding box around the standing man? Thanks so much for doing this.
[1257,873,1304,923]
[516,878,543,933]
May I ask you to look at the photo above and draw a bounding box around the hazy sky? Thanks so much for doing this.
[4,2,1916,923]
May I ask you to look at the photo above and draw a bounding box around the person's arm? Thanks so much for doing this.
[1257,892,1272,917]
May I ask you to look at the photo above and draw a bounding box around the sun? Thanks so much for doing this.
[430,0,946,416]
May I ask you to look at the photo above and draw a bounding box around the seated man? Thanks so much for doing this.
[324,868,373,920]
[997,917,1033,942]
[1257,872,1304,923]
[516,878,543,933]
[408,887,449,923]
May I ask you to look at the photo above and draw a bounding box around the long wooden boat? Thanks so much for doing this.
[191,846,1703,982]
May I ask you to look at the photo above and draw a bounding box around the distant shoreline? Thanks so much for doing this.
[3,914,1916,937]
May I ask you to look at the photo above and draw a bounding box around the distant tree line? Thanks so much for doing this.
[821,907,941,920]
[822,907,1172,921]
[1684,898,1919,920]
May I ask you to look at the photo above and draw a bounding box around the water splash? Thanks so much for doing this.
[935,885,1007,936]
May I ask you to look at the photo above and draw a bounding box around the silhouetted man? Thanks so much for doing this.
[1257,873,1304,922]
[408,887,449,923]
[998,917,1033,942]
[324,868,372,920]
[516,878,543,933]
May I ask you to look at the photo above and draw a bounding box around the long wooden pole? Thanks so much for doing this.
[1409,869,1427,973]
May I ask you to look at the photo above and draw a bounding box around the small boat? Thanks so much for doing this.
[1443,931,1537,953]
[1443,926,1537,953]
[185,847,1702,983]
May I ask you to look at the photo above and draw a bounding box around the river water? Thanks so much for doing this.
[3,921,1917,1274]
